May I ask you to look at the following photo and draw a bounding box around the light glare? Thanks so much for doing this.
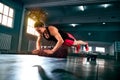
[78,6,85,11]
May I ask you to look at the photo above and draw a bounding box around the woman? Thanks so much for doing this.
[32,21,89,55]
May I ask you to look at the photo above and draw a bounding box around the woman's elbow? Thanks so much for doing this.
[60,39,64,44]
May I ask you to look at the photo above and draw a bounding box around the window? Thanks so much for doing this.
[27,17,38,36]
[96,47,105,53]
[83,46,92,51]
[88,46,92,51]
[0,3,14,28]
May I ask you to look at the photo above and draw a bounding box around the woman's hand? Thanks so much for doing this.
[43,49,54,54]
[32,49,41,55]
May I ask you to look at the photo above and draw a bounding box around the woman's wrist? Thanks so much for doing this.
[51,49,55,53]
[36,47,41,50]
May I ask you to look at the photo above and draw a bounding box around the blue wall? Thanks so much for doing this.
[0,0,23,51]
[55,22,120,42]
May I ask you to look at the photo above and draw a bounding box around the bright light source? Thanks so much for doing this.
[27,17,39,36]
[70,24,78,27]
[96,47,105,53]
[100,4,111,8]
[83,46,92,51]
[78,6,85,11]
[88,32,91,36]
[102,22,106,24]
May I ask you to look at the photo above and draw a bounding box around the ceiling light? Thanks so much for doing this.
[88,32,91,36]
[70,24,78,27]
[102,22,106,24]
[78,6,85,11]
[100,4,111,8]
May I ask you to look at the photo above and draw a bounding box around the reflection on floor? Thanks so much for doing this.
[0,54,120,80]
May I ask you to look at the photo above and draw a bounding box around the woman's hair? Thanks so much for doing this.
[34,21,45,28]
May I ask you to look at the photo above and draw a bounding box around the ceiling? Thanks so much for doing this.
[12,0,120,42]
[13,0,120,24]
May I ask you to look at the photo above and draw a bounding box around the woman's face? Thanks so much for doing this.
[35,27,45,34]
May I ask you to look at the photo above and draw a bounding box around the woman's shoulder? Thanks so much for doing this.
[48,25,56,28]
[48,25,58,30]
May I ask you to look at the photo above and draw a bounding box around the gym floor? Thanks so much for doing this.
[0,54,120,80]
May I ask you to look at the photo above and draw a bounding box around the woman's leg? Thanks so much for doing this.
[73,40,87,45]
[67,33,88,45]
[65,33,89,52]
[73,40,89,51]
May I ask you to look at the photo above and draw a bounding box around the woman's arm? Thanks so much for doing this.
[32,35,41,54]
[49,26,64,53]
[36,35,41,50]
